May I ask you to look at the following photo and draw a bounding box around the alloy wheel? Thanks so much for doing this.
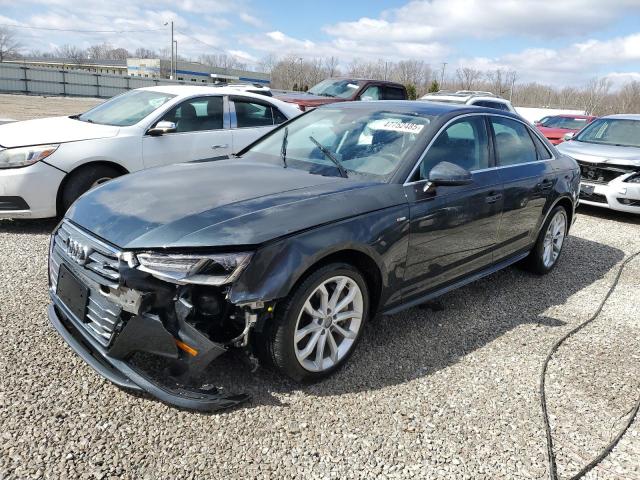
[293,275,364,372]
[542,210,567,268]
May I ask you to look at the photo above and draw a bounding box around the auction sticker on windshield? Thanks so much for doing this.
[374,120,426,134]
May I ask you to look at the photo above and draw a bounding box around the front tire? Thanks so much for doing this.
[60,164,122,214]
[525,206,568,274]
[261,263,369,382]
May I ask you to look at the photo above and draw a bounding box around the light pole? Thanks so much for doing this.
[170,21,174,79]
[174,40,178,79]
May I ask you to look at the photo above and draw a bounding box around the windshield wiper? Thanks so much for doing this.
[308,136,348,178]
[280,126,288,169]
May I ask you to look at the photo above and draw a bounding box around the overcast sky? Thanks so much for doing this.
[2,0,640,87]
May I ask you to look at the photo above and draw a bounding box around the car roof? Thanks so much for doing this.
[140,85,267,98]
[137,85,297,111]
[601,114,640,121]
[554,114,595,119]
[316,100,521,119]
[323,77,405,87]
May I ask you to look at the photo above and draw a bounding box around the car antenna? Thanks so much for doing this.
[281,126,288,169]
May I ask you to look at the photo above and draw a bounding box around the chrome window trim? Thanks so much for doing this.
[403,112,556,186]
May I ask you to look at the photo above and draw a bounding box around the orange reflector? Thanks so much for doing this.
[175,339,198,357]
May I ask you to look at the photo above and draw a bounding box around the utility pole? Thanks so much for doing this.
[440,62,447,89]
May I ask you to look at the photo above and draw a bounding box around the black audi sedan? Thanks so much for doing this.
[48,101,580,410]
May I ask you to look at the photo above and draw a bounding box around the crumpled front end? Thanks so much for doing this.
[47,221,272,411]
[577,160,640,213]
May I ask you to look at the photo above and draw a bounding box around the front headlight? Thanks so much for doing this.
[0,144,59,169]
[136,252,253,286]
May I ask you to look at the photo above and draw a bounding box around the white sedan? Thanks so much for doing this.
[0,86,301,218]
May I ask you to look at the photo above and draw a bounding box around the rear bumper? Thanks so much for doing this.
[48,295,251,412]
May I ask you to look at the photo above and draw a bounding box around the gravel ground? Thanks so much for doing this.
[0,93,101,121]
[0,95,639,479]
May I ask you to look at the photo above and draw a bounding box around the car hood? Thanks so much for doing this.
[0,116,120,148]
[538,126,575,137]
[65,159,402,249]
[557,140,640,166]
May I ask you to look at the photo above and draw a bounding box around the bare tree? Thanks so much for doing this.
[455,67,483,90]
[0,27,21,62]
[54,44,87,64]
[323,56,340,78]
[87,43,113,60]
[134,47,157,59]
[109,48,130,61]
[580,77,612,115]
[199,53,246,70]
[259,53,278,73]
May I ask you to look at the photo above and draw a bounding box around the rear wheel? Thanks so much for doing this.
[260,263,369,382]
[525,206,568,274]
[60,164,122,214]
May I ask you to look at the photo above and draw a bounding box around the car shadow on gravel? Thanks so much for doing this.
[576,205,640,225]
[0,218,59,235]
[173,235,624,412]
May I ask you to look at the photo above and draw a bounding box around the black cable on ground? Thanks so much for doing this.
[540,251,640,480]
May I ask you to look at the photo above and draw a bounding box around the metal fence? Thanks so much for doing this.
[0,62,193,98]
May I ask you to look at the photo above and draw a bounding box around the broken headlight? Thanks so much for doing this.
[136,252,252,286]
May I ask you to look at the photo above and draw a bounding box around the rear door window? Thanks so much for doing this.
[360,85,382,101]
[383,86,406,100]
[233,99,274,128]
[490,117,539,166]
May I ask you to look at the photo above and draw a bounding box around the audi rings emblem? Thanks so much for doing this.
[66,239,91,265]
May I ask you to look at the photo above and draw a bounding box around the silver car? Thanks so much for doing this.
[557,114,640,214]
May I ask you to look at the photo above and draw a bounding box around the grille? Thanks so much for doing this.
[579,191,608,204]
[50,222,123,347]
[577,161,636,184]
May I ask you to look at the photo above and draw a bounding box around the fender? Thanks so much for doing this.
[228,203,411,307]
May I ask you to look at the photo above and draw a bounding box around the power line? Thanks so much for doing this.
[174,29,230,55]
[0,23,164,34]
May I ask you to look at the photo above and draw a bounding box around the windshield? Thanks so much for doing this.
[247,107,433,180]
[307,79,361,99]
[574,118,640,148]
[78,90,176,126]
[541,116,590,130]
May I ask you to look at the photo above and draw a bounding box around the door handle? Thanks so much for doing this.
[485,192,503,204]
[211,144,229,150]
[537,178,554,191]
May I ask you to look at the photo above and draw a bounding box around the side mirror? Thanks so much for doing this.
[563,132,575,141]
[148,121,176,136]
[427,161,473,188]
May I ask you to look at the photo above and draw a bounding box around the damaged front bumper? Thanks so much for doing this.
[578,161,640,213]
[48,300,250,411]
[47,221,267,412]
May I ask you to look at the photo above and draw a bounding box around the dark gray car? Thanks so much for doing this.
[48,101,580,410]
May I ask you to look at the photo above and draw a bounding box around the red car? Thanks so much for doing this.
[275,78,408,111]
[536,115,597,145]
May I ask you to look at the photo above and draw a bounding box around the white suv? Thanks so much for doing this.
[420,90,517,113]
